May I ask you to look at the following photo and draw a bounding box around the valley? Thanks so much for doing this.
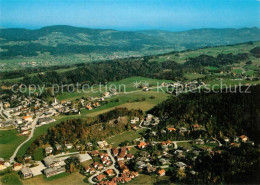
[0,37,259,185]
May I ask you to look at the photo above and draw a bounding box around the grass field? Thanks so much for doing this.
[207,66,219,71]
[83,90,169,117]
[244,70,255,76]
[0,172,22,185]
[194,143,218,150]
[107,128,146,146]
[232,68,243,74]
[20,172,87,185]
[177,142,193,148]
[0,130,27,159]
[184,73,205,80]
[57,76,172,101]
[206,79,260,89]
[127,174,173,185]
[149,41,260,64]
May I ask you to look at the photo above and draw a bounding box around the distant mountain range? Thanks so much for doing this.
[0,25,259,59]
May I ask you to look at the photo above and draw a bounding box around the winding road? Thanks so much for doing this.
[9,116,39,163]
[88,149,119,184]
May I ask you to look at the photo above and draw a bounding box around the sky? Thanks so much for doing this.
[0,0,259,31]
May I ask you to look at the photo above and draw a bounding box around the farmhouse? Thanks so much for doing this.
[13,163,23,171]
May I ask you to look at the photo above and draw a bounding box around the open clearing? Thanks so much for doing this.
[107,128,146,146]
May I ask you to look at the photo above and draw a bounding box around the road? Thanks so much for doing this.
[9,116,39,163]
[0,102,8,120]
[115,140,192,150]
[88,149,119,184]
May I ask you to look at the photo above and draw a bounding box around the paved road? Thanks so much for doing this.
[9,116,39,163]
[88,149,119,184]
[0,102,7,120]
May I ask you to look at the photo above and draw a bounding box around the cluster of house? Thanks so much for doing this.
[101,169,139,185]
[79,89,119,111]
[44,142,77,155]
[0,97,66,132]
[112,147,134,162]
[84,151,112,175]
[0,161,34,179]
[142,114,160,127]
[95,149,139,184]
[97,141,109,149]
[224,135,254,147]
[134,141,198,176]
[101,89,118,98]
[95,169,139,185]
[86,102,101,110]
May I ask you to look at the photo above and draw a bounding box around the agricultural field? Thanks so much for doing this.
[57,76,172,101]
[206,79,260,90]
[81,90,169,117]
[149,41,260,64]
[184,73,205,80]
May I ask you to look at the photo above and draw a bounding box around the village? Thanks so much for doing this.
[0,78,207,130]
[0,76,257,185]
[0,106,255,185]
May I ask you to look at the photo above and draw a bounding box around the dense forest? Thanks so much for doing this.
[149,85,260,143]
[250,46,260,58]
[186,144,260,184]
[26,108,143,155]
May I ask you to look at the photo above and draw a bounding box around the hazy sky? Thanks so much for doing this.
[0,0,259,31]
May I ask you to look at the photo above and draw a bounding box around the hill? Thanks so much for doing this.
[0,26,259,70]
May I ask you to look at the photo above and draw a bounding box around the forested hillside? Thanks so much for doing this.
[148,85,260,184]
[149,85,260,144]
[26,108,143,154]
[0,26,259,59]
